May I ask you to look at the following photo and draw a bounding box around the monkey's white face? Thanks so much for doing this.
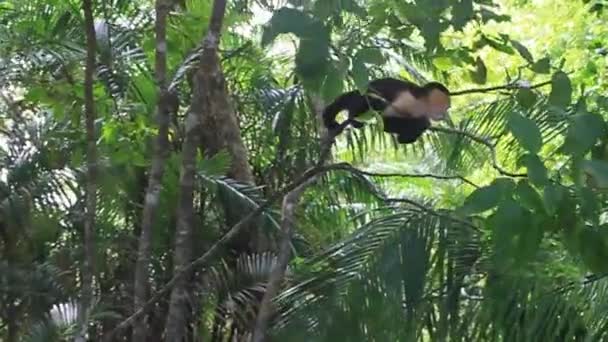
[427,89,450,121]
[386,89,450,120]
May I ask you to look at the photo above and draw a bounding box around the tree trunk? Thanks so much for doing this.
[132,0,173,340]
[77,0,98,340]
[252,95,330,342]
[164,0,228,339]
[195,2,265,253]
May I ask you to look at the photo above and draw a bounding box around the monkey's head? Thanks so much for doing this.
[422,82,450,121]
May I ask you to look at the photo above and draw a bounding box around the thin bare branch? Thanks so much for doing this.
[450,79,552,96]
[357,169,479,188]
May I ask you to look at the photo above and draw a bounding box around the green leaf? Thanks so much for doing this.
[516,88,537,109]
[507,112,542,153]
[511,40,534,63]
[579,187,599,222]
[199,150,232,177]
[578,228,608,274]
[582,159,608,189]
[518,154,548,186]
[355,48,384,65]
[469,56,487,84]
[261,8,312,45]
[516,214,543,263]
[352,57,369,93]
[452,0,473,30]
[491,199,525,268]
[543,184,566,216]
[562,113,607,155]
[321,66,345,102]
[459,178,514,215]
[480,8,511,23]
[548,71,572,108]
[515,180,544,213]
[531,57,551,73]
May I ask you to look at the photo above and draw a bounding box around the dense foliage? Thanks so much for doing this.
[1,0,607,341]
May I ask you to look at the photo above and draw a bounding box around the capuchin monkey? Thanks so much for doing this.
[323,78,451,143]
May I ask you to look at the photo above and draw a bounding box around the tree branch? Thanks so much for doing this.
[450,79,552,96]
[357,169,479,188]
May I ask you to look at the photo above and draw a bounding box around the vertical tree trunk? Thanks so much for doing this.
[77,0,97,340]
[132,0,172,340]
[196,2,265,253]
[252,95,330,342]
[164,0,228,339]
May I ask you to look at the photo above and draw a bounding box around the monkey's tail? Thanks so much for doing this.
[322,91,365,130]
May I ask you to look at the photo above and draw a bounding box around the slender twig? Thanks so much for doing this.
[450,79,552,96]
[356,169,479,188]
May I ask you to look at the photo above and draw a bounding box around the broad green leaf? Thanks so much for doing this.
[481,35,514,54]
[261,8,312,45]
[578,228,608,274]
[518,154,548,186]
[491,199,525,268]
[459,178,514,215]
[531,57,551,73]
[511,40,534,63]
[469,57,487,84]
[452,0,473,30]
[295,28,331,84]
[543,184,566,215]
[562,113,607,155]
[322,66,345,102]
[516,88,537,109]
[515,180,544,213]
[355,48,384,65]
[548,71,572,108]
[507,112,542,153]
[352,58,369,93]
[579,187,599,222]
[581,159,608,189]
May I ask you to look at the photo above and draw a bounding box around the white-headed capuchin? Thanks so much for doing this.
[323,78,451,143]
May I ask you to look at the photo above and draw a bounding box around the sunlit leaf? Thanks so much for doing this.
[510,40,534,63]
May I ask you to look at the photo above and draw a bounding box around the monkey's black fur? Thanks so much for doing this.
[322,78,449,144]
